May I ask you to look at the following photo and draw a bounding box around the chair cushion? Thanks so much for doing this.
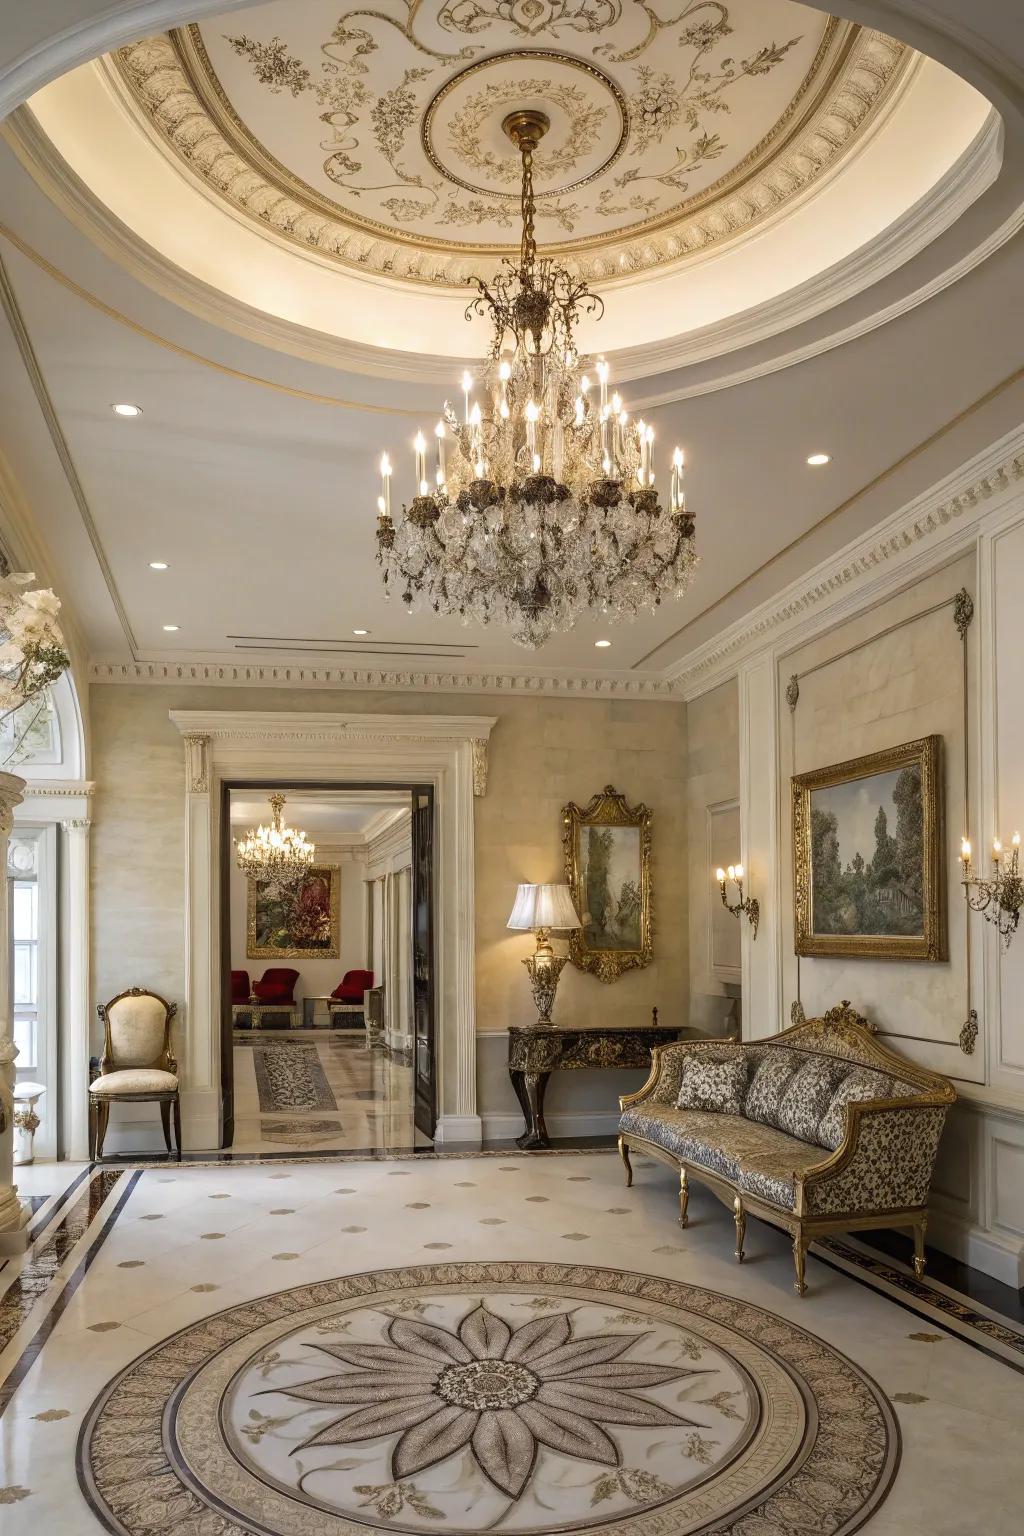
[91,1069,178,1097]
[817,1068,895,1150]
[737,1140,828,1210]
[253,968,299,1002]
[744,1050,802,1129]
[619,1105,823,1207]
[774,1054,845,1145]
[676,1056,749,1115]
[332,969,373,1000]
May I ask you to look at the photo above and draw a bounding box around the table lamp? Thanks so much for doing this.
[507,882,582,1025]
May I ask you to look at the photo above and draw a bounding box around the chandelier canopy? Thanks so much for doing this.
[234,793,315,893]
[375,109,697,649]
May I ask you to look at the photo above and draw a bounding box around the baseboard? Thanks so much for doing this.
[482,1110,622,1141]
[433,1114,483,1146]
[927,1208,1024,1288]
[182,1087,221,1152]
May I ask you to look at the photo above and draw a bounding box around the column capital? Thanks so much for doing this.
[61,817,93,833]
[0,769,25,836]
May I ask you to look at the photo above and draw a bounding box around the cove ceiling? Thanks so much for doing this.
[0,1,1020,678]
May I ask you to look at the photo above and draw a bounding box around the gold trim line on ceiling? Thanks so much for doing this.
[0,222,421,418]
[632,362,1024,670]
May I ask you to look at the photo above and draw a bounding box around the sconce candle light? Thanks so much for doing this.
[959,831,1023,948]
[507,883,582,1026]
[715,863,760,939]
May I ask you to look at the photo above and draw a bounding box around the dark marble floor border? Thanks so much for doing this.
[0,1169,139,1417]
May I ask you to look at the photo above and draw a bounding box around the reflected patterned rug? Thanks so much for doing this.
[259,1118,345,1147]
[251,1041,337,1112]
[79,1260,898,1535]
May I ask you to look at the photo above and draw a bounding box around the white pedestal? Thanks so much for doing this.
[13,1081,45,1165]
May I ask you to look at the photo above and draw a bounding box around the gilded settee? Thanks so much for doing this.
[617,1002,955,1295]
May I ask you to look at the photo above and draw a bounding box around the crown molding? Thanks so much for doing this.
[168,710,497,746]
[91,660,679,700]
[667,424,1024,699]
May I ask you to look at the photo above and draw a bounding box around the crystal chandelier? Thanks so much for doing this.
[234,793,315,893]
[374,109,697,649]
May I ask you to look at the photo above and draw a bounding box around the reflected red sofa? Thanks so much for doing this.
[252,967,300,1004]
[331,969,374,1004]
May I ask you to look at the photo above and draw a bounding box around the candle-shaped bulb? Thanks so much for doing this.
[461,371,473,394]
[380,453,391,477]
[727,865,736,881]
[960,838,971,861]
[596,360,609,384]
[994,837,1003,857]
[715,867,726,883]
[470,402,482,426]
[414,431,426,454]
[637,418,646,439]
[498,359,512,381]
[377,494,386,515]
[645,424,654,445]
[434,420,445,440]
[734,862,744,880]
[673,447,684,469]
[1013,832,1022,847]
[611,392,622,414]
[524,400,539,422]
[580,374,591,393]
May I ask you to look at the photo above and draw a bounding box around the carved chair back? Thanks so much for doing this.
[98,987,177,1075]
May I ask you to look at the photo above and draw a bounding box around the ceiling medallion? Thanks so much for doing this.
[234,793,316,893]
[111,6,910,288]
[375,110,696,649]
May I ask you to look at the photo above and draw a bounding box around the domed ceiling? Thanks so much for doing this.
[112,0,909,286]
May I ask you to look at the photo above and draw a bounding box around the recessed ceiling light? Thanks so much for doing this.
[806,452,832,466]
[112,402,143,417]
[149,561,169,570]
[595,639,612,648]
[352,628,370,636]
[162,623,179,632]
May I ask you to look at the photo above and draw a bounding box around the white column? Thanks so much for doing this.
[61,816,92,1161]
[0,770,30,1253]
[738,655,783,1041]
[181,734,218,1148]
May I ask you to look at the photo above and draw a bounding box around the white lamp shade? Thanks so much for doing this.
[507,883,582,932]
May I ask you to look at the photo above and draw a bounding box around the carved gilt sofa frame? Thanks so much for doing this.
[618,1004,956,1295]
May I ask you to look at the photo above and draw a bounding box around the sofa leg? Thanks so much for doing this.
[913,1217,927,1280]
[733,1196,746,1262]
[678,1168,689,1228]
[618,1135,633,1188]
[793,1234,808,1296]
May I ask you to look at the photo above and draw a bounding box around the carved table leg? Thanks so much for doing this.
[513,1071,551,1150]
[733,1195,746,1262]
[678,1167,689,1228]
[618,1135,633,1187]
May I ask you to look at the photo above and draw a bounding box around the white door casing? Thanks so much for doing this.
[169,711,495,1148]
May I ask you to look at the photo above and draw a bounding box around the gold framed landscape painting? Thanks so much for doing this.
[562,785,652,983]
[247,865,340,959]
[792,735,946,961]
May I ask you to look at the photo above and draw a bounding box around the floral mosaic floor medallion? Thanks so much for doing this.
[79,1262,898,1535]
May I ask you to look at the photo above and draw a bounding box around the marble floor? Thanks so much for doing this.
[1,1151,1022,1533]
[231,1030,427,1154]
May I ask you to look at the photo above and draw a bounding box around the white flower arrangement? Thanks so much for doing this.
[0,572,70,768]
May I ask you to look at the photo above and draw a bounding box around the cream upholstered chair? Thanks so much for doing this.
[89,988,180,1159]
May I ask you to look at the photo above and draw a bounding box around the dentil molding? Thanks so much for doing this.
[91,662,676,699]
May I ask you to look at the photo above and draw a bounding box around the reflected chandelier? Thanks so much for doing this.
[375,109,697,649]
[234,793,315,893]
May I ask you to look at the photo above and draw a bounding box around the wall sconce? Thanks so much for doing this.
[507,883,582,1026]
[715,863,759,940]
[959,832,1023,948]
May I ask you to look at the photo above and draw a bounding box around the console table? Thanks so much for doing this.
[507,1017,695,1150]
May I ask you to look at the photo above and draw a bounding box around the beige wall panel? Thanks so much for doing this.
[686,679,740,1035]
[89,684,687,1118]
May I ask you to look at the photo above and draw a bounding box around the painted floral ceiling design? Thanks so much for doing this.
[112,1,910,286]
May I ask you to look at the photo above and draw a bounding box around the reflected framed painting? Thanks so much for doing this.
[247,865,340,959]
[792,735,946,961]
[562,785,652,984]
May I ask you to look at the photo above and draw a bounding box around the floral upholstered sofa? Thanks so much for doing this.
[617,1001,955,1295]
